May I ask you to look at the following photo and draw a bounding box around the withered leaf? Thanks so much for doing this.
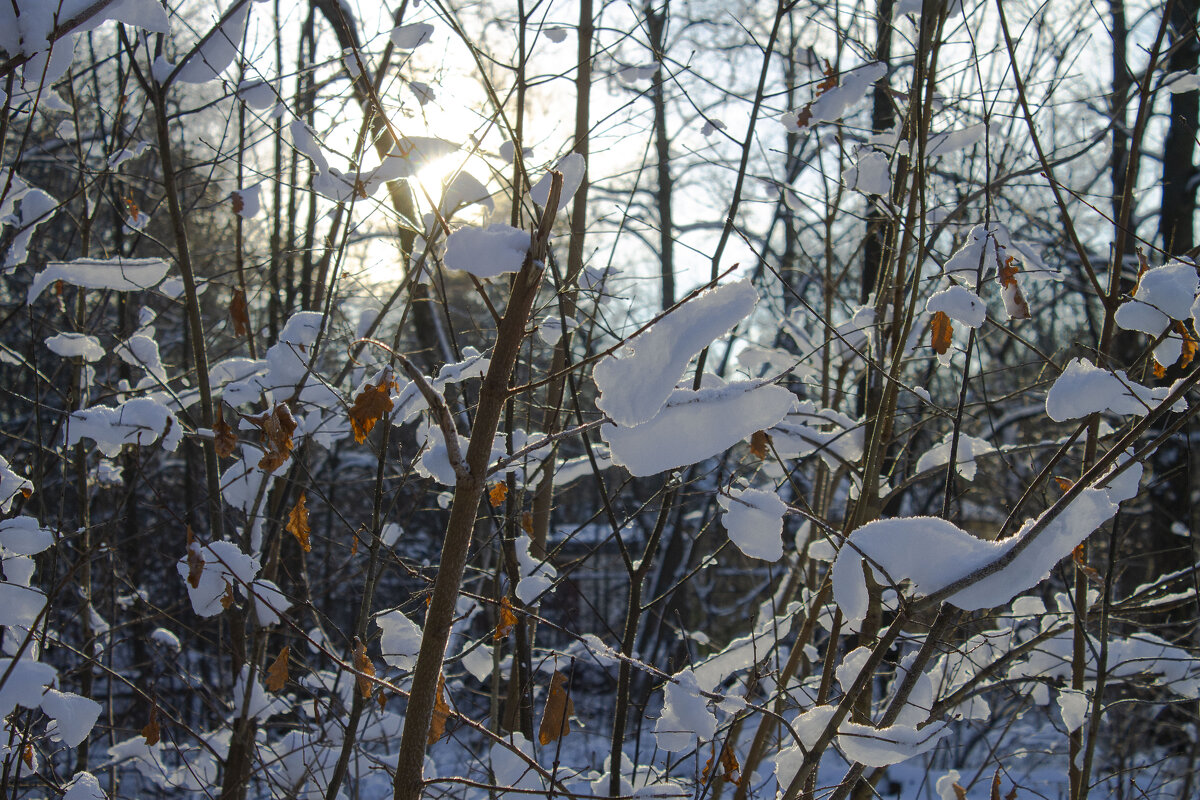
[749,430,770,459]
[952,784,968,800]
[377,690,388,711]
[249,404,297,472]
[221,580,235,610]
[1054,476,1075,493]
[494,595,517,641]
[1073,544,1103,586]
[537,671,575,746]
[231,191,245,216]
[21,744,33,768]
[991,770,1002,800]
[931,310,954,356]
[999,256,1031,320]
[231,288,250,337]
[186,527,204,589]
[353,638,376,699]
[702,742,741,785]
[788,60,838,130]
[266,646,290,692]
[214,406,237,459]
[428,672,449,745]
[142,706,160,746]
[521,511,534,535]
[488,481,508,508]
[287,492,311,553]
[348,376,396,444]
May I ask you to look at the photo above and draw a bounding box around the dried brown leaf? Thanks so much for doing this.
[521,511,534,534]
[287,493,311,553]
[931,310,954,356]
[186,526,204,589]
[21,744,33,768]
[749,430,770,459]
[494,595,517,641]
[221,580,235,610]
[214,406,237,459]
[538,671,575,746]
[349,377,395,444]
[266,646,290,692]
[353,638,376,699]
[231,288,250,337]
[142,706,160,746]
[428,672,449,744]
[488,481,508,508]
[999,256,1031,320]
[249,405,297,472]
[952,784,968,800]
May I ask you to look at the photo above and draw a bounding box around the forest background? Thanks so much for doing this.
[2,1,1200,799]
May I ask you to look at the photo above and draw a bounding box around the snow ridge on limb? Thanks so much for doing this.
[593,278,758,427]
[832,458,1141,628]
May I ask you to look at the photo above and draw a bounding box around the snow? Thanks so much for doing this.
[768,402,864,467]
[1166,71,1200,94]
[461,642,493,681]
[943,223,1028,288]
[544,27,568,43]
[594,279,757,426]
[529,153,586,212]
[2,176,59,270]
[832,470,1135,627]
[0,582,46,628]
[654,669,716,752]
[45,333,104,362]
[719,487,787,561]
[1045,358,1184,422]
[377,609,423,672]
[62,772,106,800]
[174,1,253,84]
[845,149,891,195]
[926,284,986,328]
[231,183,261,218]
[837,720,948,767]
[249,579,287,626]
[602,381,794,476]
[1057,688,1088,732]
[0,657,57,718]
[66,397,180,457]
[289,121,331,174]
[782,62,886,128]
[390,22,434,49]
[237,80,276,109]
[0,457,33,513]
[175,540,261,618]
[108,141,150,168]
[915,431,994,481]
[1115,260,1198,335]
[27,258,170,303]
[515,532,557,603]
[150,628,181,650]
[927,123,987,157]
[443,224,531,278]
[40,689,102,747]
[491,735,544,798]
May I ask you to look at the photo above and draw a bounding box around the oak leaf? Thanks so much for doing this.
[428,672,450,744]
[266,646,290,692]
[931,311,954,355]
[287,493,311,552]
[231,288,250,337]
[488,481,508,508]
[353,638,376,699]
[494,595,517,641]
[349,376,396,444]
[213,406,237,459]
[537,671,575,746]
[142,706,160,746]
